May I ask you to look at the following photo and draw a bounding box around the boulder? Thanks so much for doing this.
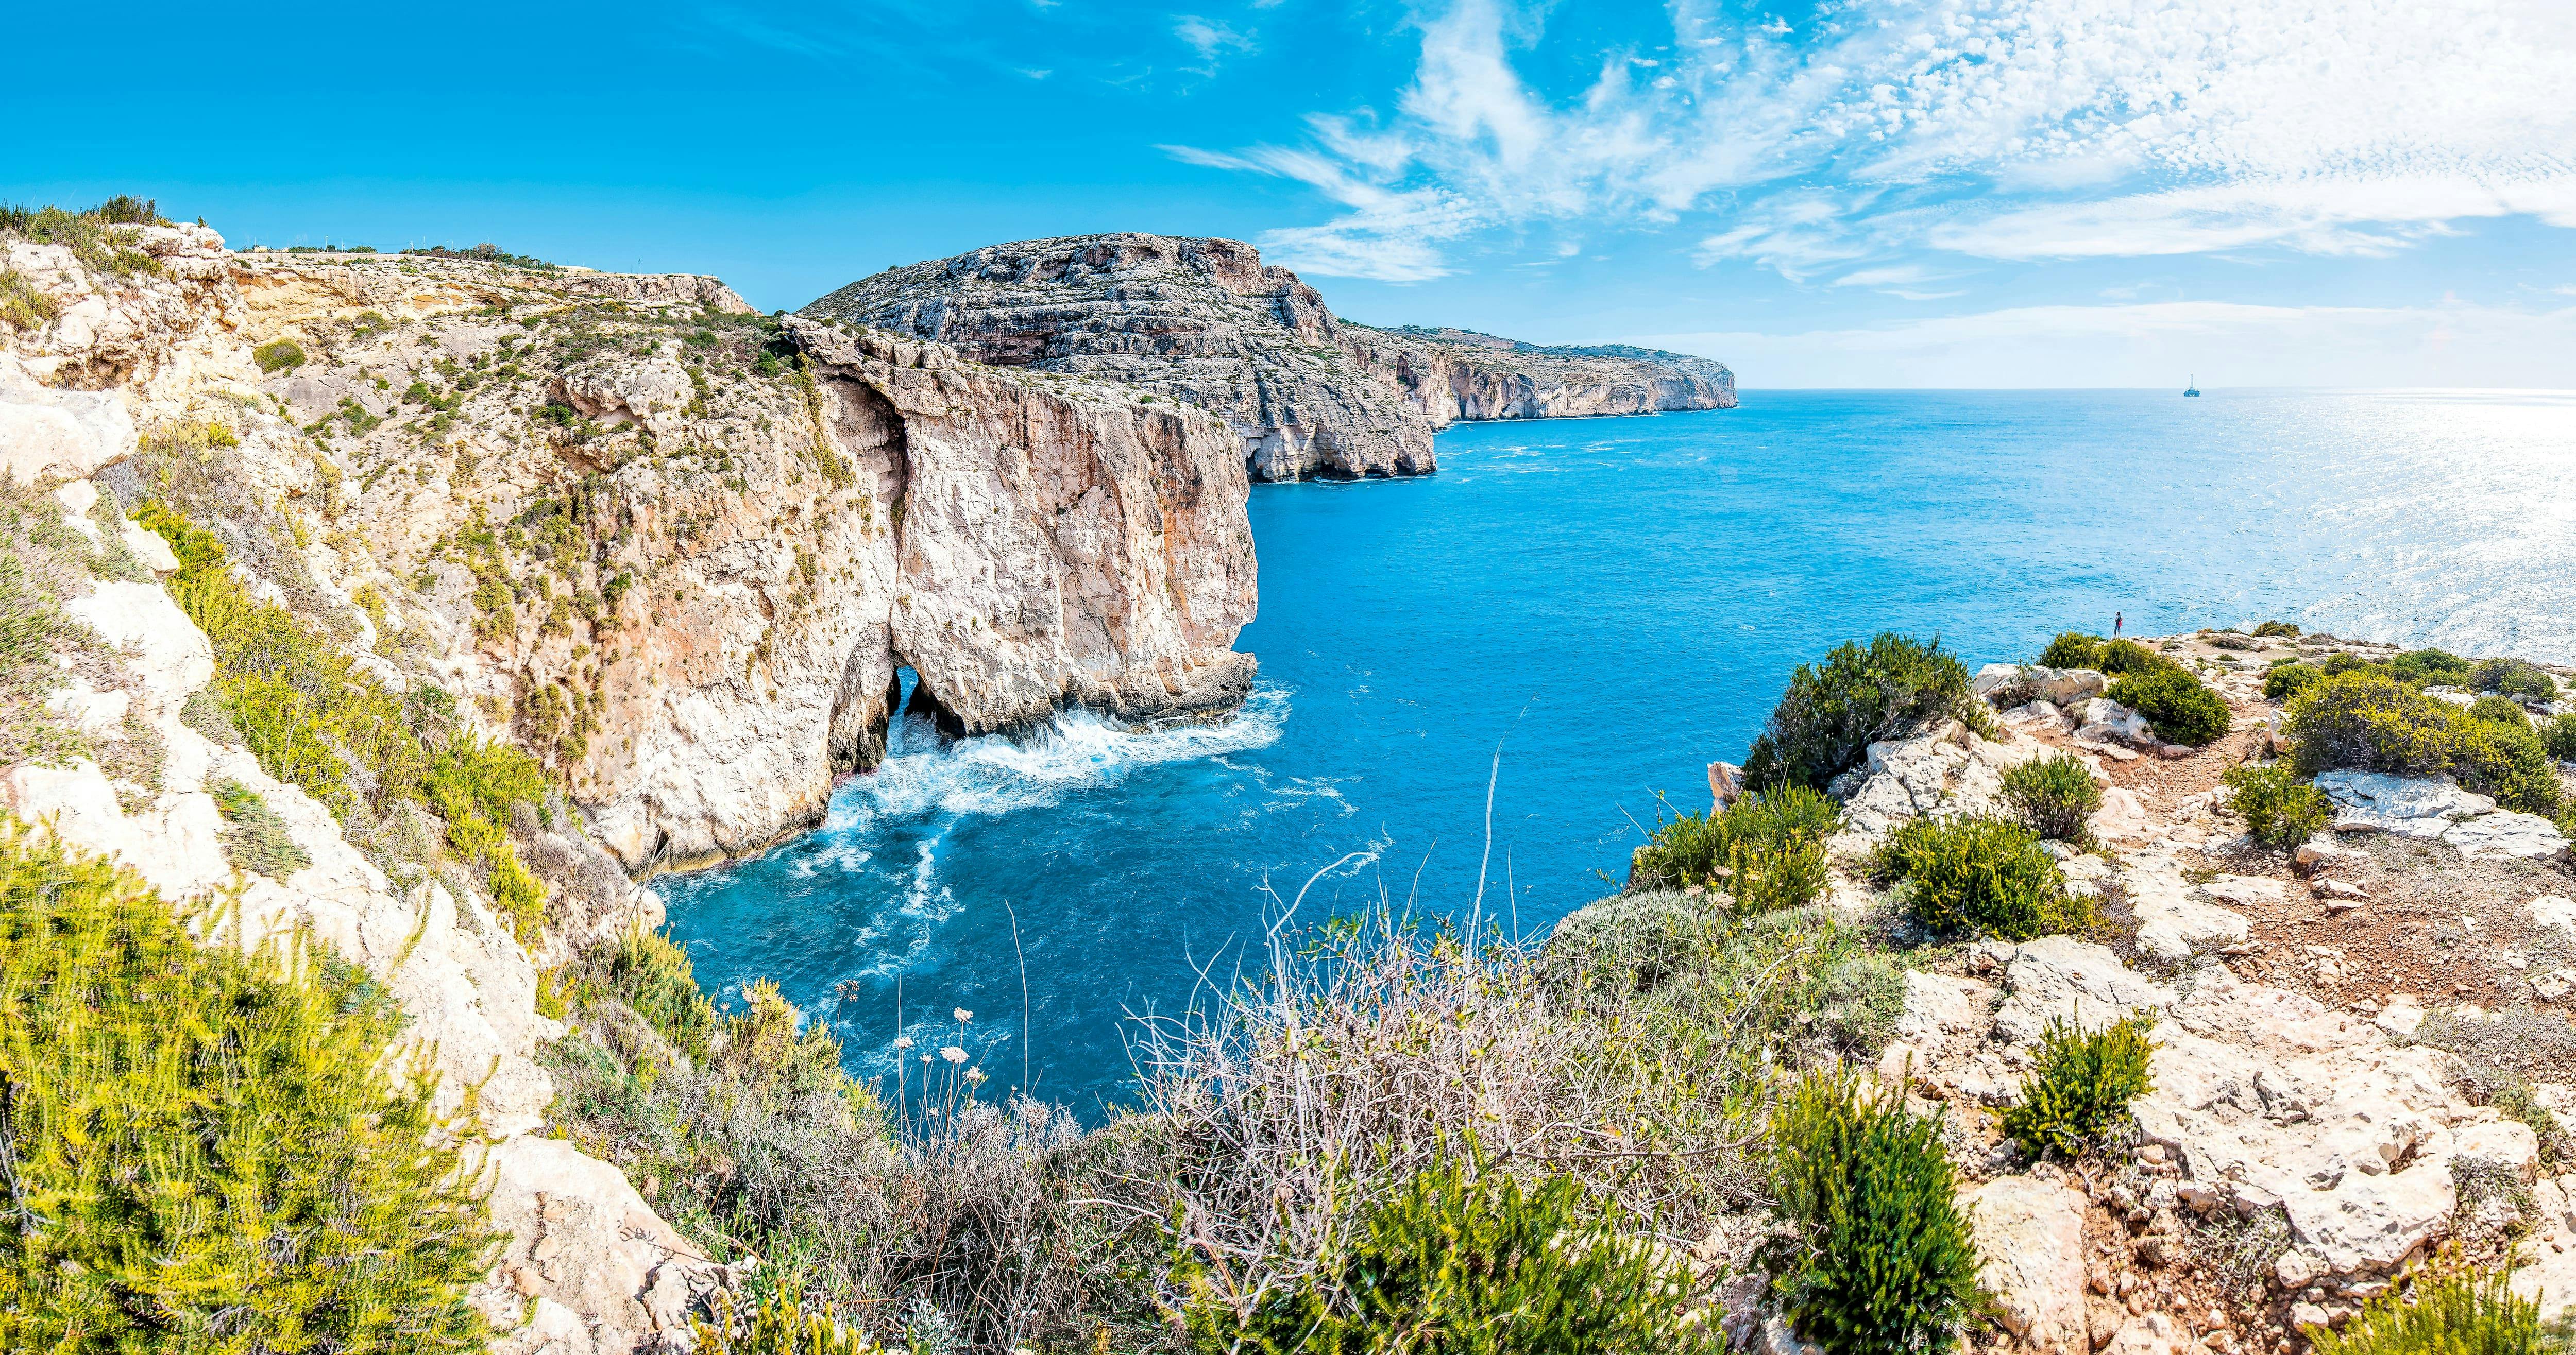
[2528,896,2576,941]
[2074,697,2158,750]
[2102,1313,2195,1355]
[1832,725,2052,845]
[1965,1177,2091,1354]
[1991,935,2174,1045]
[2446,812,2569,862]
[2314,770,2493,838]
[61,582,215,709]
[2512,1175,2576,1320]
[1977,664,2109,711]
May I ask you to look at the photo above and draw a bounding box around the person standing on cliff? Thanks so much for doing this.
[2113,611,2124,637]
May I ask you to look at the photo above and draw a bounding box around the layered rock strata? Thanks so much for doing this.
[800,233,1734,481]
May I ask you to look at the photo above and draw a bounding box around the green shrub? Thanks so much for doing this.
[2385,648,2473,686]
[2547,716,2576,763]
[2286,673,2562,817]
[0,819,496,1353]
[1999,1015,2157,1158]
[253,337,307,373]
[2449,717,2563,818]
[1629,784,1840,913]
[694,1282,883,1354]
[2252,621,2301,638]
[1999,754,2102,841]
[2469,695,2533,729]
[1185,1157,1716,1355]
[609,921,720,1059]
[2224,763,2333,847]
[0,267,57,332]
[2264,662,2322,702]
[1801,950,1909,1057]
[1766,1066,1984,1355]
[2471,658,2559,704]
[1743,633,1981,793]
[2096,638,2170,676]
[2308,1268,2569,1355]
[2287,672,2456,778]
[2108,667,2231,746]
[1872,815,2081,940]
[2038,631,2105,670]
[212,776,314,877]
[2320,651,2372,677]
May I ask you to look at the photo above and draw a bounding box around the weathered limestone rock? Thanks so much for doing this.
[1975,663,2108,711]
[2124,855,2257,963]
[0,358,135,483]
[1991,936,2175,1044]
[2511,1175,2576,1318]
[1829,722,2053,846]
[801,233,1732,482]
[1966,1177,2092,1355]
[2130,968,2472,1278]
[2314,770,2568,859]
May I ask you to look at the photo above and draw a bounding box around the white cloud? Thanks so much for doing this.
[1169,0,2576,279]
[1174,16,1255,73]
[1635,298,2576,388]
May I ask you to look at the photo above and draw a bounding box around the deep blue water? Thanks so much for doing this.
[662,388,2576,1117]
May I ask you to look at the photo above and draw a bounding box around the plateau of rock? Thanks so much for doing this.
[801,233,1736,481]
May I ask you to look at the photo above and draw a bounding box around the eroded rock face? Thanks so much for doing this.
[800,233,1733,481]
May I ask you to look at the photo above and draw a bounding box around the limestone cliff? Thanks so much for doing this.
[0,241,1258,872]
[2,217,1258,1352]
[799,233,1734,482]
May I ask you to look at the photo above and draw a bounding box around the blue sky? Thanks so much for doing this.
[11,0,2573,386]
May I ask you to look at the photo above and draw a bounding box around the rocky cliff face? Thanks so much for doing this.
[2,221,1258,1351]
[799,233,1734,482]
[1337,324,1736,425]
[2,242,1258,872]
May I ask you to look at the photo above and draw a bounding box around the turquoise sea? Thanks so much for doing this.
[661,388,2576,1116]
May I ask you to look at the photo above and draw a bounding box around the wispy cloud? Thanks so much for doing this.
[1165,0,2576,281]
[1174,16,1255,74]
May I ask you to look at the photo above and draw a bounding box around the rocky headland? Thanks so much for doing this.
[801,232,1736,482]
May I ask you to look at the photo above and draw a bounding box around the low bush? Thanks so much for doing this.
[2286,673,2562,816]
[2096,638,2170,676]
[2469,695,2532,729]
[1743,633,1982,793]
[1872,815,2081,940]
[1628,783,1841,912]
[607,920,721,1058]
[2038,631,2105,670]
[2253,620,2301,638]
[0,267,57,331]
[1767,1066,1984,1355]
[253,337,307,372]
[212,776,313,877]
[1183,1157,1715,1354]
[2472,657,2560,704]
[2320,651,2372,677]
[0,818,496,1353]
[2224,763,2333,847]
[2287,672,2456,778]
[2449,717,2563,818]
[2265,661,2322,702]
[2308,1268,2569,1355]
[2108,666,2232,746]
[2547,715,2576,763]
[1801,950,1909,1057]
[2385,648,2473,686]
[1999,1015,2157,1158]
[694,1283,883,1354]
[2000,753,2102,841]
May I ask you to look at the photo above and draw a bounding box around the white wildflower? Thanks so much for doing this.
[941,1046,968,1064]
[954,1008,973,1022]
[893,1035,914,1050]
[964,1068,987,1086]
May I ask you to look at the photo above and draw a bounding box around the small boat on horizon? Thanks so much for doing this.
[2184,375,2201,397]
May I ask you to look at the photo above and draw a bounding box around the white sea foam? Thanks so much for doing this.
[849,684,1290,826]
